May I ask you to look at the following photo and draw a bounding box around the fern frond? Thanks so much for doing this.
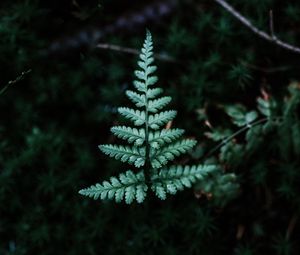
[148,96,172,113]
[151,165,217,200]
[99,144,145,167]
[148,110,177,129]
[111,126,145,146]
[79,31,216,204]
[149,128,185,148]
[150,139,197,168]
[79,170,148,204]
[126,90,146,107]
[118,107,146,126]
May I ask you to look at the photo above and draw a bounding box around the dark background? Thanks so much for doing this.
[1,0,300,254]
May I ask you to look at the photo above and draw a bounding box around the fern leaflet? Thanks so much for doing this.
[111,126,145,146]
[150,139,197,168]
[118,107,146,126]
[148,96,172,113]
[148,110,177,129]
[79,170,147,204]
[151,165,218,200]
[99,144,145,168]
[149,128,185,148]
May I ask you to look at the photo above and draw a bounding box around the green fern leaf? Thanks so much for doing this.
[79,170,147,204]
[111,126,145,146]
[151,165,217,199]
[126,90,146,107]
[134,70,146,80]
[151,182,167,200]
[148,96,172,113]
[146,76,158,86]
[133,80,147,92]
[149,128,185,148]
[118,107,146,126]
[148,110,177,129]
[150,139,197,168]
[99,144,145,167]
[146,88,163,99]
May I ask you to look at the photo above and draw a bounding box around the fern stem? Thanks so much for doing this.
[144,83,151,184]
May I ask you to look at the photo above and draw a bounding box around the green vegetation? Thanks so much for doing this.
[1,0,300,254]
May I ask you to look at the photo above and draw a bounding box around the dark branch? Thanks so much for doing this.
[214,0,300,54]
[0,69,31,96]
[96,43,176,63]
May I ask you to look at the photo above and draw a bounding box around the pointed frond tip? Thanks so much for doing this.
[79,170,148,204]
[151,165,218,200]
[134,30,158,90]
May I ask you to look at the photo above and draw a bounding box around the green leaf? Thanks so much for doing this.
[245,111,258,124]
[148,96,172,113]
[150,139,197,168]
[151,165,217,199]
[225,105,245,126]
[225,105,258,126]
[146,88,163,99]
[148,110,177,129]
[146,76,158,86]
[118,107,146,126]
[149,128,185,148]
[133,80,147,92]
[99,144,145,167]
[111,126,145,146]
[126,90,146,107]
[79,170,147,204]
[257,97,277,118]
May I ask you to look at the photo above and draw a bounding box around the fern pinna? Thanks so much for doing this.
[79,31,217,203]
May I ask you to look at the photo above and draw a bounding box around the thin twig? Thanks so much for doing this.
[96,43,177,63]
[214,0,300,54]
[240,61,296,73]
[0,69,31,96]
[204,118,268,159]
[203,116,283,160]
[269,10,276,39]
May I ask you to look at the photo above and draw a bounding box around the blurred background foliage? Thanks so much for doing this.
[1,0,300,254]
